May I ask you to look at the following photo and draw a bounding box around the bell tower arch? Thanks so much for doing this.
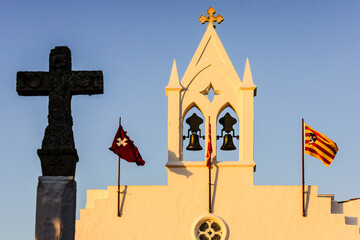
[165,15,257,173]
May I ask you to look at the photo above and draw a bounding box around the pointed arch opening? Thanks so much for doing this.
[216,105,239,162]
[182,105,205,162]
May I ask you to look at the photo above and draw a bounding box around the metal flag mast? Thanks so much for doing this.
[208,116,212,213]
[302,118,306,217]
[209,154,212,214]
[117,117,121,217]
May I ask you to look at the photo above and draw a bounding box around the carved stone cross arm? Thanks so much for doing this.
[16,71,103,96]
[69,71,103,95]
[16,72,51,96]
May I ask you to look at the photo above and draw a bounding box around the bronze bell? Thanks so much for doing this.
[217,112,239,151]
[183,113,204,151]
[186,134,203,151]
[220,133,236,150]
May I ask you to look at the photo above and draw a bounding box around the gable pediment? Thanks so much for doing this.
[181,25,242,88]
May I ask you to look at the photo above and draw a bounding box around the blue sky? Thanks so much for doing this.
[1,1,359,239]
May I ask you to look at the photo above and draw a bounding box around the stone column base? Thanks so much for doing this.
[35,176,76,240]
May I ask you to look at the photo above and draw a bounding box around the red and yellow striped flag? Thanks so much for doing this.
[206,122,213,168]
[304,123,338,167]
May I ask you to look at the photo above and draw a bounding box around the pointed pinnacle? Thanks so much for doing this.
[242,58,253,85]
[241,58,257,95]
[165,60,182,96]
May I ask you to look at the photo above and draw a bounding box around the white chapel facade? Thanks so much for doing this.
[75,9,360,240]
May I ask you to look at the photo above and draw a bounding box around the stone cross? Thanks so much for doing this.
[198,7,224,27]
[17,46,103,176]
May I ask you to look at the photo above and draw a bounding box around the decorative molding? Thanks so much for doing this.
[166,161,256,168]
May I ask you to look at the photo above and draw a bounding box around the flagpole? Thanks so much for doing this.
[302,118,305,217]
[117,117,121,217]
[209,153,211,213]
[208,116,212,214]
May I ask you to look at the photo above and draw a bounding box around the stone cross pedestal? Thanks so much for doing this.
[16,46,103,240]
[35,176,76,240]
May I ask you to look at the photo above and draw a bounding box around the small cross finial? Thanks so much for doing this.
[198,7,224,27]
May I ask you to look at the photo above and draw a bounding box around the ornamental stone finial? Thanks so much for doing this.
[198,7,224,27]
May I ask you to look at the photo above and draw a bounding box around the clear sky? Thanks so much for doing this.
[1,1,359,239]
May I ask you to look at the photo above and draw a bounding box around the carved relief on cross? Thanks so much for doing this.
[17,46,103,176]
[198,7,224,27]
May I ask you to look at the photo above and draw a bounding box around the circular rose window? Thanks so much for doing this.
[194,215,227,240]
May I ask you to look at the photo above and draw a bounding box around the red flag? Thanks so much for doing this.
[109,125,145,166]
[206,122,212,168]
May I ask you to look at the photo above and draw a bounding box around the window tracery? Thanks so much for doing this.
[195,217,227,240]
